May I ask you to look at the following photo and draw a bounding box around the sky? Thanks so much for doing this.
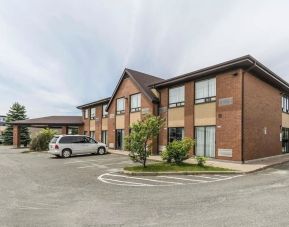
[1,0,289,118]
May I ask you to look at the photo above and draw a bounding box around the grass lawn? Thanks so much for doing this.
[124,162,232,172]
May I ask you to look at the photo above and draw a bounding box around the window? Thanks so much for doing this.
[195,126,215,158]
[168,127,184,143]
[59,136,85,144]
[282,128,289,153]
[101,130,108,145]
[102,104,108,117]
[195,78,216,104]
[90,108,96,120]
[90,131,95,139]
[84,109,89,119]
[116,98,125,114]
[130,93,141,112]
[282,95,289,113]
[169,86,185,108]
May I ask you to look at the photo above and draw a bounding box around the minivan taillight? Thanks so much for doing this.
[55,144,59,150]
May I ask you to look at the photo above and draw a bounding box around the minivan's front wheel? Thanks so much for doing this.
[98,147,106,155]
[62,149,72,158]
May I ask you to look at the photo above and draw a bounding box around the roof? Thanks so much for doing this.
[151,55,289,92]
[11,116,83,126]
[106,68,164,109]
[76,97,111,109]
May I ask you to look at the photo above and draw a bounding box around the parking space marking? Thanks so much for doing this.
[157,176,207,182]
[98,172,243,187]
[106,173,184,185]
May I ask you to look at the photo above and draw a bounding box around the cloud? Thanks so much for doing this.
[0,0,289,117]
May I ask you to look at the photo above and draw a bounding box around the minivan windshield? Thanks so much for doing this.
[50,136,59,144]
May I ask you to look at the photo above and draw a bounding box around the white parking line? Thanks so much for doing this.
[192,175,222,180]
[98,172,243,187]
[103,178,150,186]
[157,176,208,183]
[103,173,184,185]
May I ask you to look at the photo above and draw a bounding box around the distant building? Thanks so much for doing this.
[0,115,6,143]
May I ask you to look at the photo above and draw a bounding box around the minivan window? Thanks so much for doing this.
[59,136,84,144]
[50,136,59,144]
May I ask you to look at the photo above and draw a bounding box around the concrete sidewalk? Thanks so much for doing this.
[108,149,289,173]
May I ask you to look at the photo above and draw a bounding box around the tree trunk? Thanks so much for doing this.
[143,140,147,168]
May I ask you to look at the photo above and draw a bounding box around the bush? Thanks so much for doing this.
[196,156,207,167]
[30,128,57,151]
[161,138,194,164]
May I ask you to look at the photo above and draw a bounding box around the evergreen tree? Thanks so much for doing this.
[3,103,30,146]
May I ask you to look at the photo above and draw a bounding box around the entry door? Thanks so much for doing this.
[195,126,215,158]
[116,129,124,150]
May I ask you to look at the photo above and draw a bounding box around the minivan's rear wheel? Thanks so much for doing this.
[62,149,72,158]
[98,147,106,155]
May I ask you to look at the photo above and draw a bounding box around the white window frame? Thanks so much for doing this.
[169,86,185,108]
[102,104,108,117]
[116,98,125,114]
[195,78,216,104]
[90,108,96,120]
[130,93,141,112]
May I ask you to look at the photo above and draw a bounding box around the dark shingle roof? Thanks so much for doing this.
[76,97,111,109]
[106,68,164,110]
[11,116,83,126]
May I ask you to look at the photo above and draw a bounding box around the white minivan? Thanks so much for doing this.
[48,135,107,158]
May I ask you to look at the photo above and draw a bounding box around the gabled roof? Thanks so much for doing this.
[11,116,83,126]
[106,68,164,110]
[76,97,111,110]
[151,55,289,93]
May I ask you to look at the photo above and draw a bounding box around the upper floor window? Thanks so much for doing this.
[84,109,89,119]
[130,93,141,112]
[90,108,96,120]
[116,98,125,115]
[195,78,216,104]
[282,95,289,113]
[169,86,185,108]
[102,104,108,117]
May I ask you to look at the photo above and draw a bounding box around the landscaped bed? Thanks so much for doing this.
[124,162,232,172]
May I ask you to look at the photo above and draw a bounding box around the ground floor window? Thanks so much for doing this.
[101,130,108,145]
[84,131,87,136]
[282,127,289,153]
[195,126,215,158]
[116,129,124,150]
[168,127,184,143]
[68,127,78,135]
[89,131,95,139]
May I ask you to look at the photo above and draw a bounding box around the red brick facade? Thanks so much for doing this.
[79,56,287,162]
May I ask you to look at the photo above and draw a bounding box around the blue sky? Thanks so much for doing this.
[1,0,289,118]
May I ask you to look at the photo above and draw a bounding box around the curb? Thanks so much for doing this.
[122,170,241,176]
[242,159,289,174]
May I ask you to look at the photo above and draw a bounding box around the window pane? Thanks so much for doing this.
[117,98,125,111]
[169,86,184,104]
[131,94,141,109]
[90,108,96,119]
[208,78,216,97]
[205,127,215,158]
[102,104,108,116]
[195,127,205,156]
[195,80,208,100]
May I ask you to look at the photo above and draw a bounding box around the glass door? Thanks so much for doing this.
[116,129,124,150]
[195,126,215,158]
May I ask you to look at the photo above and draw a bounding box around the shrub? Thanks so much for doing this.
[196,156,207,167]
[125,115,165,167]
[30,128,57,151]
[161,138,194,164]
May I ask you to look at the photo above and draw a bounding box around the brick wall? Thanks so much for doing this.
[158,88,168,150]
[216,70,242,161]
[243,72,282,160]
[184,81,194,155]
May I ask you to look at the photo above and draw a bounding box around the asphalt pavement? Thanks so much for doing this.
[1,146,289,226]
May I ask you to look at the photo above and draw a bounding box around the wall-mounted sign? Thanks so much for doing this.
[219,97,233,106]
[218,148,232,157]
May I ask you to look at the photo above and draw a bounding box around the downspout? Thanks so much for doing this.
[241,61,257,163]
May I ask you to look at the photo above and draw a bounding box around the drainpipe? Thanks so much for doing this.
[241,61,257,163]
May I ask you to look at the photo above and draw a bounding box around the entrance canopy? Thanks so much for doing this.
[11,116,84,147]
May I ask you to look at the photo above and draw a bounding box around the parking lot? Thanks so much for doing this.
[1,146,289,226]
